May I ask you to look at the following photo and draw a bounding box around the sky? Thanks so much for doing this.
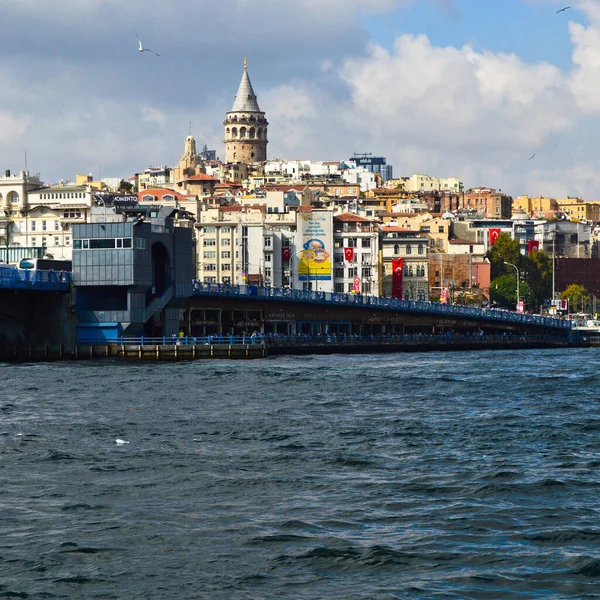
[1,0,599,198]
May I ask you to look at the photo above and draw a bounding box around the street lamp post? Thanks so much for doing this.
[504,261,520,311]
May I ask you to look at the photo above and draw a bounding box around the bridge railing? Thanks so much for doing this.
[78,332,570,347]
[190,281,572,330]
[0,267,72,291]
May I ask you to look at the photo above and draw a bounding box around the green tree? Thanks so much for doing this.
[487,233,521,278]
[118,179,134,193]
[490,273,535,310]
[559,284,590,314]
[522,249,552,307]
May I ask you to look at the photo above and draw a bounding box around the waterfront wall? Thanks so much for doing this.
[0,288,75,357]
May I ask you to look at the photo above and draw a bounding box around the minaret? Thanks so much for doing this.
[224,55,268,163]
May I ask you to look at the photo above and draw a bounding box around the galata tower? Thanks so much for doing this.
[224,56,268,163]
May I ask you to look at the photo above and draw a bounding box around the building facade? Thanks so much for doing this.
[224,57,268,164]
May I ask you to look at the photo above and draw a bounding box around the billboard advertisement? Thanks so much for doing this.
[297,212,333,281]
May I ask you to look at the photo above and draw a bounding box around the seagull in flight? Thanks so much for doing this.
[528,152,536,160]
[136,34,160,57]
[556,6,571,13]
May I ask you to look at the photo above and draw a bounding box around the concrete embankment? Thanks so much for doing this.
[0,338,588,362]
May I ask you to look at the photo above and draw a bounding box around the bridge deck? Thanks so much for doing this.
[192,282,571,332]
[0,268,71,292]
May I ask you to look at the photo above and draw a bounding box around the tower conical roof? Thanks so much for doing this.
[230,65,261,113]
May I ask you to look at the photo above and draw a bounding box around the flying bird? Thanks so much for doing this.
[556,6,571,13]
[136,34,160,57]
[528,153,536,160]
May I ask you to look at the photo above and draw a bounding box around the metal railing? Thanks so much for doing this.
[191,281,572,330]
[0,268,72,291]
[77,333,571,347]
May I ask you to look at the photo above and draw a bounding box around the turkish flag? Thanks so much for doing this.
[392,257,403,299]
[282,247,291,261]
[489,228,501,246]
[353,277,361,293]
[344,247,355,261]
[527,240,540,254]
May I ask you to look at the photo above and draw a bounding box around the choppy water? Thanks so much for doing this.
[2,349,600,599]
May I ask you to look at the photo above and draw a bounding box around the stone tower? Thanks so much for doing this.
[224,56,268,164]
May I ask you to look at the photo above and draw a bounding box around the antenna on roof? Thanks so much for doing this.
[189,121,192,135]
[24,149,27,173]
[244,53,247,70]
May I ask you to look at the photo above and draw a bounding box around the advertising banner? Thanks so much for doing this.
[297,212,333,281]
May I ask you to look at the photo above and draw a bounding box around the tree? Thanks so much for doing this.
[490,273,535,310]
[118,179,134,193]
[559,284,590,314]
[487,233,521,278]
[522,249,552,307]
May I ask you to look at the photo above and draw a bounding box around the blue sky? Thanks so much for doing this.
[1,0,600,198]
[364,0,579,69]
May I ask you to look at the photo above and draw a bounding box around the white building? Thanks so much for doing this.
[403,174,463,193]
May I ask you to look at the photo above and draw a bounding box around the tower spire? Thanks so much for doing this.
[244,53,247,71]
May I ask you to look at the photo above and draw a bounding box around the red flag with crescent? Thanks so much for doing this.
[353,277,361,293]
[392,258,403,299]
[282,247,291,261]
[527,240,540,254]
[489,228,501,245]
[344,247,355,261]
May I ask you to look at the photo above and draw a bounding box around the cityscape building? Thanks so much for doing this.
[224,56,268,164]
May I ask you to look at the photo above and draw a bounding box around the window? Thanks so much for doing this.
[64,209,82,219]
[334,268,344,278]
[31,221,36,232]
[32,238,37,246]
[55,221,60,231]
[204,226,216,233]
[54,237,60,246]
[42,221,47,231]
[265,254,271,262]
[221,239,231,246]
[348,267,358,277]
[418,244,424,255]
[204,239,216,246]
[222,263,231,271]
[394,244,400,254]
[203,251,216,259]
[439,226,445,233]
[136,238,146,249]
[205,264,217,271]
[264,237,272,247]
[362,267,371,278]
[222,226,231,233]
[406,244,412,255]
[264,267,272,277]
[65,237,70,246]
[221,251,231,259]
[90,238,116,249]
[362,239,371,248]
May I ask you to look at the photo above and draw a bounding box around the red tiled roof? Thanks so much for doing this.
[137,188,186,201]
[187,174,219,182]
[382,226,415,233]
[334,212,374,223]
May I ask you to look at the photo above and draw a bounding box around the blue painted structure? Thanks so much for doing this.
[190,281,572,332]
[0,267,72,292]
